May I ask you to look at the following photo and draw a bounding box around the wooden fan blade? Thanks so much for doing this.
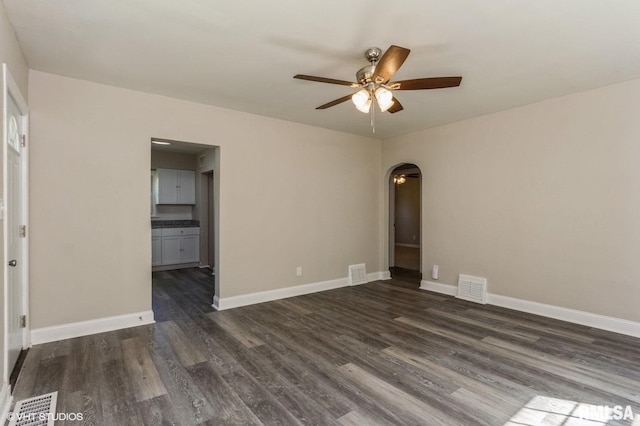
[388,97,404,114]
[294,74,359,87]
[394,76,462,90]
[316,93,354,110]
[373,45,410,84]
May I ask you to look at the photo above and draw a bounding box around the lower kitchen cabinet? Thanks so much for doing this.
[181,234,200,263]
[161,236,183,265]
[154,227,200,267]
[152,229,163,266]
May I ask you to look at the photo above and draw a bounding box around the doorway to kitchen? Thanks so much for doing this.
[150,139,219,321]
[389,163,422,285]
[205,171,215,272]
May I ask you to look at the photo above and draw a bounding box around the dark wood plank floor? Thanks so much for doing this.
[13,268,640,425]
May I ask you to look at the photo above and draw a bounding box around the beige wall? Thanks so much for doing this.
[383,78,640,323]
[1,1,28,386]
[24,28,640,334]
[1,4,28,96]
[28,70,381,329]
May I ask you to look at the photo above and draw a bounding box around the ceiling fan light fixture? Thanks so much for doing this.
[394,174,406,185]
[352,89,371,113]
[293,45,462,130]
[356,98,372,113]
[375,87,394,112]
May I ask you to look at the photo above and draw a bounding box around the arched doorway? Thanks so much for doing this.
[389,163,422,284]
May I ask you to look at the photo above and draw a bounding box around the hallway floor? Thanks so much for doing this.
[393,245,420,271]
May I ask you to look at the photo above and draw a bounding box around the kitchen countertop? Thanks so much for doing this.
[151,220,200,229]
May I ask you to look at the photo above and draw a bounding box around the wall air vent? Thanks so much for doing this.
[349,263,367,285]
[456,274,487,304]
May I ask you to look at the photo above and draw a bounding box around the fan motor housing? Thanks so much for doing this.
[356,64,376,84]
[356,47,382,84]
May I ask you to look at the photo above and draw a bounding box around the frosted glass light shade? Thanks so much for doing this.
[375,87,394,112]
[352,89,371,113]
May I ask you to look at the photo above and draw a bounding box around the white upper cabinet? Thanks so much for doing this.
[176,170,195,204]
[156,169,196,204]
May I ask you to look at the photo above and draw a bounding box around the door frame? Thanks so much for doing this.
[2,64,30,384]
[388,176,396,267]
[206,171,215,272]
[385,163,422,275]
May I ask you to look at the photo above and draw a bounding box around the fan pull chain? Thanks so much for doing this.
[370,98,375,133]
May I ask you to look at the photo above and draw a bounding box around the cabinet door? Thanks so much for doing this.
[157,169,178,204]
[177,170,196,204]
[181,235,200,263]
[161,236,182,265]
[151,236,162,266]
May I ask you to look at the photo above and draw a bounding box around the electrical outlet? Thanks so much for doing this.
[412,234,416,240]
[296,267,302,276]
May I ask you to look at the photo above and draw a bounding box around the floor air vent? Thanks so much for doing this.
[349,264,367,285]
[456,274,487,304]
[9,392,58,426]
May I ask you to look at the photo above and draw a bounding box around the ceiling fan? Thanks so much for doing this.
[293,45,462,115]
[393,172,420,184]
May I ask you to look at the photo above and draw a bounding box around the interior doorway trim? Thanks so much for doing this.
[150,142,220,308]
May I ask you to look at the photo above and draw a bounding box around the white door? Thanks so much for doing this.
[6,93,24,374]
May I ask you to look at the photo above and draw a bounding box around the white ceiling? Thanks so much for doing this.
[5,0,640,139]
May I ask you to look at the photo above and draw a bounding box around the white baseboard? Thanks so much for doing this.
[488,294,640,338]
[215,277,348,310]
[420,280,457,296]
[0,381,12,424]
[367,271,390,282]
[380,270,392,280]
[420,280,640,338]
[31,310,155,345]
[214,271,388,311]
[199,265,216,276]
[395,243,420,248]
